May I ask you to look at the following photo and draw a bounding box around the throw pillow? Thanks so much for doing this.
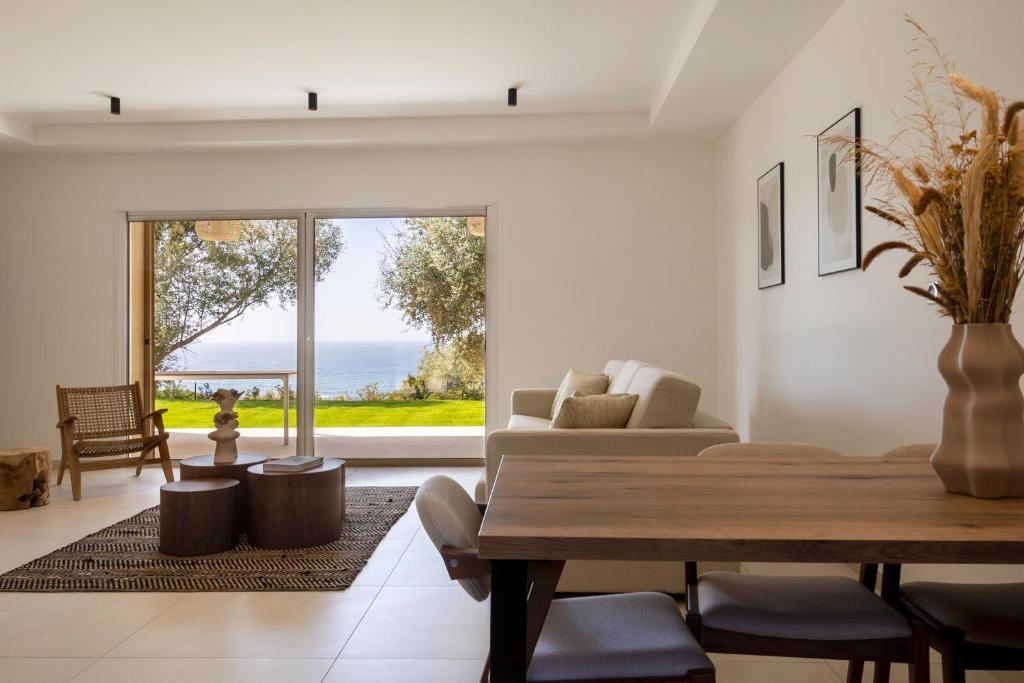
[551,392,638,429]
[551,369,609,418]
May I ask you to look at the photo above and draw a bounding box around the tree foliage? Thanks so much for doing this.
[377,217,485,372]
[153,220,343,369]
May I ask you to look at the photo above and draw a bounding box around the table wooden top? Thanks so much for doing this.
[477,454,1024,563]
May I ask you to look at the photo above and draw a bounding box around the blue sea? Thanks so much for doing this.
[166,340,430,399]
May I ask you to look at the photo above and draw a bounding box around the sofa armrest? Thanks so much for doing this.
[482,426,740,498]
[511,388,557,419]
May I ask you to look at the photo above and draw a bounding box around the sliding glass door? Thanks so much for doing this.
[129,210,486,458]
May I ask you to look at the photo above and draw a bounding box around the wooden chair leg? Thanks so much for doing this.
[872,662,891,683]
[909,623,932,683]
[56,449,68,485]
[157,439,174,483]
[846,661,864,683]
[68,453,82,501]
[135,448,151,476]
[940,630,966,683]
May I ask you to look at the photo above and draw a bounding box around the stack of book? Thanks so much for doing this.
[263,456,323,473]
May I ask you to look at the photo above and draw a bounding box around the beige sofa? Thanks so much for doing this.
[476,360,740,593]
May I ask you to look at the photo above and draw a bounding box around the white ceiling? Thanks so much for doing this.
[0,0,843,150]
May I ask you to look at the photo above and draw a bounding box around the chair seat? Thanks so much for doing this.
[902,581,1024,650]
[528,592,713,682]
[696,572,912,642]
[74,435,163,457]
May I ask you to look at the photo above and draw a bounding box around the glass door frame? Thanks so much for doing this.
[128,206,491,456]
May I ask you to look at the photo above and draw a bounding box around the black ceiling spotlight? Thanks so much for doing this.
[110,96,121,115]
[507,87,518,107]
[308,92,318,112]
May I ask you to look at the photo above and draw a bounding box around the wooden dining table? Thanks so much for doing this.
[477,453,1024,683]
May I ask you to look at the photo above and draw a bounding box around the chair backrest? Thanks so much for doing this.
[56,383,144,439]
[699,442,844,460]
[415,475,491,602]
[881,443,936,460]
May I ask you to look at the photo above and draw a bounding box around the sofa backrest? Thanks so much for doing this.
[604,359,649,394]
[625,366,701,429]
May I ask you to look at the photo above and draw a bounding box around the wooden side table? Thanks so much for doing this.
[180,453,268,531]
[246,459,345,549]
[0,448,50,511]
[160,479,240,556]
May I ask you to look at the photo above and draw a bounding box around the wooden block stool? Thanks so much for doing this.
[0,448,51,511]
[160,479,239,556]
[179,453,268,532]
[247,459,345,550]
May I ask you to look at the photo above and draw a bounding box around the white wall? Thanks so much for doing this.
[715,0,1024,455]
[0,138,719,452]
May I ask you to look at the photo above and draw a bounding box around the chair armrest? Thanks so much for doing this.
[141,408,170,434]
[56,415,77,429]
[511,388,557,419]
[483,427,740,497]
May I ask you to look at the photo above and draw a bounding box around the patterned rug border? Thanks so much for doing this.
[0,485,417,592]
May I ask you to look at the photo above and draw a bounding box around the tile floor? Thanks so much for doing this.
[0,465,1010,682]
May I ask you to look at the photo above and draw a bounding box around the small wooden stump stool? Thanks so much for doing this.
[0,448,51,511]
[247,459,345,549]
[160,479,239,557]
[180,453,268,532]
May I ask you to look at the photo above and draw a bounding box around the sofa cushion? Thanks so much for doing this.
[606,360,649,394]
[508,414,552,430]
[551,392,638,429]
[626,367,701,429]
[551,369,608,418]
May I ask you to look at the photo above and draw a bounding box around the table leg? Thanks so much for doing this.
[283,375,290,446]
[490,559,528,683]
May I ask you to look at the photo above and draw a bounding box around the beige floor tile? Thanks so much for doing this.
[385,538,452,586]
[340,586,489,660]
[108,589,379,659]
[323,658,486,683]
[824,660,999,682]
[0,658,95,683]
[714,660,843,682]
[381,508,422,540]
[451,467,485,497]
[348,466,456,487]
[351,537,413,586]
[72,658,332,682]
[0,593,182,657]
[0,540,67,573]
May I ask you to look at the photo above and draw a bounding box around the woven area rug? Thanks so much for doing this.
[0,486,417,592]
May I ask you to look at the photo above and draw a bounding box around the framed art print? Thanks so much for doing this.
[757,162,784,289]
[817,108,861,275]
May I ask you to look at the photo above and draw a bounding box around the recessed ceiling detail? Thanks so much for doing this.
[0,0,842,150]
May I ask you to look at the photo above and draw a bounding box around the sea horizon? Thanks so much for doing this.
[162,339,432,399]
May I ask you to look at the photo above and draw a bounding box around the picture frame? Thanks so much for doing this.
[817,107,861,276]
[757,162,785,289]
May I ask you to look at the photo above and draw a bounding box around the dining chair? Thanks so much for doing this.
[56,382,175,500]
[685,443,930,683]
[875,442,1024,683]
[415,475,717,683]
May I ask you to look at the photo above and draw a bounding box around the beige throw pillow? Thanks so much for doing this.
[551,369,609,418]
[551,392,638,429]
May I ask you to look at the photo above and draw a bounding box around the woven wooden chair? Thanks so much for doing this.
[56,382,175,500]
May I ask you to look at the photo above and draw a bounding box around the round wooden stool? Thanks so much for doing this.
[180,453,268,531]
[160,478,240,556]
[246,459,345,549]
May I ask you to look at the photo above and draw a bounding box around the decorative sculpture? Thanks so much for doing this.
[209,389,241,464]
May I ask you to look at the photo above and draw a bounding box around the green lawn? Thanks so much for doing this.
[156,397,484,428]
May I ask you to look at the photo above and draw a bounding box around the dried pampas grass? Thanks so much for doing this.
[824,17,1024,323]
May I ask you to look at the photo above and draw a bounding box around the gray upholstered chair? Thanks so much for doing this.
[415,475,716,683]
[686,443,930,683]
[899,582,1024,683]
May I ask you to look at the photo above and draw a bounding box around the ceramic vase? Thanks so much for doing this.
[931,323,1024,498]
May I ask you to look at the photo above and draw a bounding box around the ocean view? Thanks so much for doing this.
[165,339,431,399]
